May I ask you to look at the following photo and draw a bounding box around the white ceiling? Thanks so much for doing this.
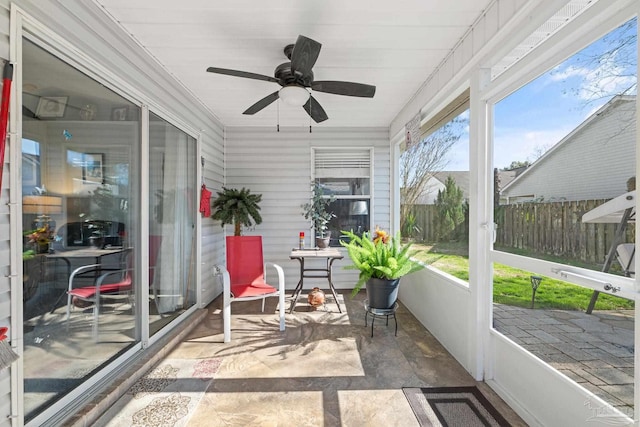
[94,0,493,129]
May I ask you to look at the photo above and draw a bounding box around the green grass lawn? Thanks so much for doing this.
[410,242,635,311]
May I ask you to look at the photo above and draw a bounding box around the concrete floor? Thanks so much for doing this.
[91,290,527,426]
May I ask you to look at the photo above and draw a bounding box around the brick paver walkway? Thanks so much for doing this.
[493,304,634,416]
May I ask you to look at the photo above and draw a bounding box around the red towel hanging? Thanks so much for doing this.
[0,62,13,192]
[200,184,212,217]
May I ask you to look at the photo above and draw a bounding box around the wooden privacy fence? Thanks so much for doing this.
[407,199,635,265]
[409,204,468,243]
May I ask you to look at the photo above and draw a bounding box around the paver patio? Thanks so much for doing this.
[494,304,634,416]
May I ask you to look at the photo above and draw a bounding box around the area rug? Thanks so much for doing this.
[94,357,222,427]
[403,386,511,427]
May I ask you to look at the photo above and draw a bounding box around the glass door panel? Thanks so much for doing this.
[21,40,141,421]
[148,113,197,335]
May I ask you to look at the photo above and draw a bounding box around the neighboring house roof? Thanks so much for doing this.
[411,168,521,205]
[412,171,469,205]
[434,171,470,199]
[497,167,526,189]
[500,95,636,203]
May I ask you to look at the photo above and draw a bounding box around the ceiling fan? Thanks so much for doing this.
[206,35,376,123]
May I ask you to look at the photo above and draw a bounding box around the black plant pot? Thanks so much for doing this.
[366,277,400,309]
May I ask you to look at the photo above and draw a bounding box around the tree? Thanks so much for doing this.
[211,187,262,236]
[503,160,530,171]
[400,115,467,237]
[434,176,465,241]
[553,18,636,105]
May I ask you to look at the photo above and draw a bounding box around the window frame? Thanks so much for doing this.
[485,10,639,300]
[311,147,374,246]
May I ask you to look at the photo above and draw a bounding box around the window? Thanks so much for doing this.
[491,17,637,415]
[312,148,372,246]
[399,98,470,276]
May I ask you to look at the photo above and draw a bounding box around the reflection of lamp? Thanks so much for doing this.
[349,201,369,235]
[22,195,63,214]
[349,201,369,216]
[23,195,63,232]
[279,86,310,106]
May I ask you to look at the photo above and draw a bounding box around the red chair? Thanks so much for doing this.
[66,236,162,340]
[222,235,285,342]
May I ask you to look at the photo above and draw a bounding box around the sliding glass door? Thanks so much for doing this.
[21,39,141,421]
[148,113,197,335]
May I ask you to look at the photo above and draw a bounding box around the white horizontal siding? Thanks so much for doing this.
[503,98,636,202]
[224,126,390,289]
[0,1,10,425]
[200,128,225,306]
[0,1,227,424]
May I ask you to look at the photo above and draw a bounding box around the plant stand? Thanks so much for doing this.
[364,300,398,337]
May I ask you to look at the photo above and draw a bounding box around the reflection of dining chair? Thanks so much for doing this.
[221,236,285,342]
[66,236,162,340]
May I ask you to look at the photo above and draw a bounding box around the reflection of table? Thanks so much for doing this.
[45,247,129,312]
[289,248,343,313]
[47,247,128,263]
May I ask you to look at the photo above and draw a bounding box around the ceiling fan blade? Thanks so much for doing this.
[207,67,279,83]
[303,96,328,123]
[243,91,280,115]
[290,35,322,78]
[311,81,376,98]
[23,105,39,119]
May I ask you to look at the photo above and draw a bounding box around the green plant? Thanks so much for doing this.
[301,182,335,238]
[211,187,262,236]
[340,228,425,296]
[434,176,465,241]
[401,212,421,241]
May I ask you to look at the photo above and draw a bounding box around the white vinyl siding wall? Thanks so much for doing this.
[224,127,390,289]
[0,1,11,425]
[502,97,636,203]
[0,1,225,424]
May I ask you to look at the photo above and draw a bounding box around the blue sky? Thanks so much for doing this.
[444,18,637,171]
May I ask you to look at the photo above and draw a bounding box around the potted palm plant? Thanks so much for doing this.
[340,227,424,309]
[211,187,262,235]
[302,182,336,248]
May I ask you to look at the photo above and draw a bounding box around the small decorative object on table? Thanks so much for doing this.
[308,287,325,308]
[25,224,56,254]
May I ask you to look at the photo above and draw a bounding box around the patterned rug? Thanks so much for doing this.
[94,358,222,427]
[403,386,511,427]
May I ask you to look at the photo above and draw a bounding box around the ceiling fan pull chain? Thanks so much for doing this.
[308,94,312,133]
[277,99,280,132]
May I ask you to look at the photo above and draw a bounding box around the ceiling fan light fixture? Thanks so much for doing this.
[279,85,309,106]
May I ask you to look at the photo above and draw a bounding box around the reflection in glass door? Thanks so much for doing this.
[148,113,197,335]
[21,40,141,421]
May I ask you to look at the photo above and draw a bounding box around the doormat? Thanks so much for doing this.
[94,357,222,427]
[403,386,512,427]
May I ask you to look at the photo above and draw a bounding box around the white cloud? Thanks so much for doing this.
[550,50,636,101]
[493,127,572,169]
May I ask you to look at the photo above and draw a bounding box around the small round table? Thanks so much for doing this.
[364,300,398,337]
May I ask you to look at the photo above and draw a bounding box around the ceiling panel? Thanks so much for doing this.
[95,0,493,128]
